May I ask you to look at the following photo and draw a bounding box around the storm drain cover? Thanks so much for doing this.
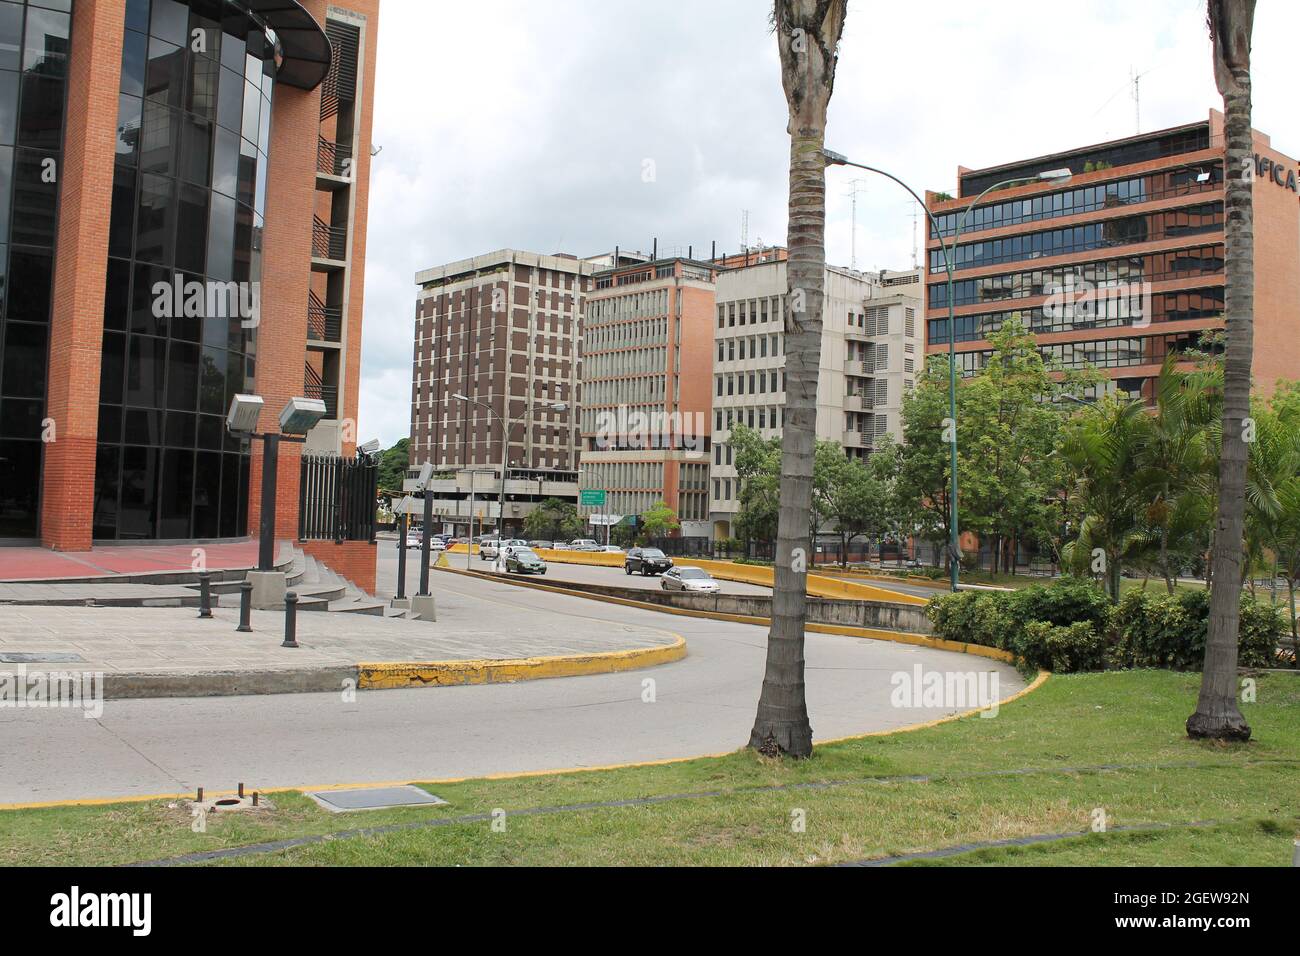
[305,785,448,813]
[0,653,86,663]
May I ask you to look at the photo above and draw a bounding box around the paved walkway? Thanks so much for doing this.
[0,592,677,677]
[0,541,266,582]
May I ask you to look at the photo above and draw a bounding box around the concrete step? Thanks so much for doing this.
[329,598,385,616]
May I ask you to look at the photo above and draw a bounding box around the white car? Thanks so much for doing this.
[570,539,601,551]
[481,538,528,560]
[601,546,624,554]
[660,566,720,592]
[429,538,446,552]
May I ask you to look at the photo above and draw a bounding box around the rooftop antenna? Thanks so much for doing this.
[845,179,867,270]
[740,209,749,252]
[1130,65,1149,135]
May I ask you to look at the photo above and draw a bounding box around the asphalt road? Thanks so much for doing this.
[1,549,1025,805]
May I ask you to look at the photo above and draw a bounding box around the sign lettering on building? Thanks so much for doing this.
[1255,153,1298,192]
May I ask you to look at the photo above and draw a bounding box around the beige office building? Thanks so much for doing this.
[708,263,923,541]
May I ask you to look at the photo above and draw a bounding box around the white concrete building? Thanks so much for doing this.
[708,263,923,541]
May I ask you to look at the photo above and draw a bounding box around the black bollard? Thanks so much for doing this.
[198,572,213,619]
[236,581,253,632]
[282,591,299,648]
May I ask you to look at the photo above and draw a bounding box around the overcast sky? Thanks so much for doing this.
[355,0,1297,448]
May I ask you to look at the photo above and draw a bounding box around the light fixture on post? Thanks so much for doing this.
[824,149,1071,591]
[413,460,435,605]
[227,394,326,608]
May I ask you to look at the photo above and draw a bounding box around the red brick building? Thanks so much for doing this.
[923,110,1299,399]
[0,0,379,580]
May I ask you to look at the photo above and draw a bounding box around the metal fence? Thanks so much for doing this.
[299,454,377,542]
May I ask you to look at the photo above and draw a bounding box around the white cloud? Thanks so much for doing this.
[358,0,1298,446]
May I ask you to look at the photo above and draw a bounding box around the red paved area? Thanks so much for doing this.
[0,542,262,582]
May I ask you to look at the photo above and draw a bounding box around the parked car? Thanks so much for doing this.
[405,529,424,549]
[505,548,548,575]
[661,566,719,592]
[625,547,672,576]
[570,539,601,551]
[481,538,528,561]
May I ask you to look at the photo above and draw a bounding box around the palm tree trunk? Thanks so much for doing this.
[1189,0,1255,741]
[750,0,846,759]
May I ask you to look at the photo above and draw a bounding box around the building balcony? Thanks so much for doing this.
[844,393,873,412]
[311,215,348,268]
[307,291,343,345]
[842,429,869,449]
[305,363,339,420]
[316,136,354,188]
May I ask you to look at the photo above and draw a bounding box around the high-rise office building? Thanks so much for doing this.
[0,0,379,550]
[708,260,922,541]
[924,110,1298,400]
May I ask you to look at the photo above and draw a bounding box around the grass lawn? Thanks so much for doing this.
[2,670,1297,867]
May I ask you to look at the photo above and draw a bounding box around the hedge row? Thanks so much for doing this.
[926,578,1286,673]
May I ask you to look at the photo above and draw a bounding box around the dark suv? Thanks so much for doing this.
[625,548,672,576]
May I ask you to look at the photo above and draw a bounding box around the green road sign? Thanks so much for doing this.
[580,489,606,507]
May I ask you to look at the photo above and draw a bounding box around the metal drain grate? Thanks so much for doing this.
[305,785,448,812]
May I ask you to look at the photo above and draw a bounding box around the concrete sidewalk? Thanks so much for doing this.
[0,581,683,699]
[0,541,269,582]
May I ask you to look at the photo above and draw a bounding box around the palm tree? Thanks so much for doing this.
[749,0,847,759]
[1188,0,1256,742]
[1058,398,1151,602]
[1135,359,1218,593]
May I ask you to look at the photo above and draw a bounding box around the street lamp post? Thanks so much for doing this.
[823,149,1070,591]
[452,394,568,543]
[226,394,327,606]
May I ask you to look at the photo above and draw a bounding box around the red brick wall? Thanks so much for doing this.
[299,539,377,595]
[41,0,126,551]
[248,6,323,541]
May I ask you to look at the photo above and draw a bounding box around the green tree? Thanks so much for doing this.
[897,354,962,568]
[824,449,891,568]
[960,320,1095,574]
[640,500,680,539]
[377,438,410,496]
[731,424,782,544]
[1058,397,1152,602]
[523,498,584,543]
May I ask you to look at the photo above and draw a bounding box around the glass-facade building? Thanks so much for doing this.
[0,0,368,548]
[0,0,69,538]
[923,117,1247,403]
[97,0,280,540]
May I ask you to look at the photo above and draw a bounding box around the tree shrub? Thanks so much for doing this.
[926,578,1286,673]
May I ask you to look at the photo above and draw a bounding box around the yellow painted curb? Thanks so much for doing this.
[436,564,1016,665]
[355,634,687,690]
